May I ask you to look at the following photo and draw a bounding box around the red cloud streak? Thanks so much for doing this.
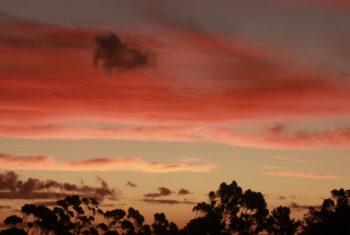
[0,14,350,127]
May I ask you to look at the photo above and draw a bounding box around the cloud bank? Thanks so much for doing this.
[0,171,119,201]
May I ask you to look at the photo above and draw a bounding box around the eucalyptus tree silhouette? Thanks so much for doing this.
[266,206,301,235]
[183,181,269,235]
[1,215,26,235]
[302,188,350,235]
[152,213,179,235]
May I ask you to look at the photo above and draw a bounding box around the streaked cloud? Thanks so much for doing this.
[289,201,321,211]
[142,199,195,205]
[0,13,350,130]
[264,170,339,179]
[0,124,198,142]
[0,153,215,173]
[202,125,350,150]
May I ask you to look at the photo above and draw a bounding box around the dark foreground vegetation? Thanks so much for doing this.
[1,181,349,235]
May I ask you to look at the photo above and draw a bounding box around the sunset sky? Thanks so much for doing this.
[1,0,350,227]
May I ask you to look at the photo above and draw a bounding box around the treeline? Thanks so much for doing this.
[1,181,349,235]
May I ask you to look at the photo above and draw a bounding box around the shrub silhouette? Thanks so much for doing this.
[1,181,349,234]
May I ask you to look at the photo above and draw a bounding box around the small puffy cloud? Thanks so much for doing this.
[178,188,191,195]
[289,202,321,211]
[144,187,172,198]
[126,181,137,188]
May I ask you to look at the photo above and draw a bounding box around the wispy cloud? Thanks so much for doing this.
[273,155,308,162]
[261,165,290,170]
[0,153,215,173]
[142,198,195,205]
[264,170,339,179]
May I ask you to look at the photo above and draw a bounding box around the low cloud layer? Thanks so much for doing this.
[0,153,215,173]
[0,171,119,201]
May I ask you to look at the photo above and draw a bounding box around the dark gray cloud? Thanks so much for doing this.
[144,187,172,198]
[0,171,120,201]
[94,33,153,72]
[126,181,137,188]
[0,205,11,210]
[142,198,195,205]
[178,188,191,195]
[289,202,321,211]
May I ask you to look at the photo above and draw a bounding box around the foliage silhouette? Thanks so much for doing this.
[1,181,349,234]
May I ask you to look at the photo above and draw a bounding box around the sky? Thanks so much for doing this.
[0,0,350,227]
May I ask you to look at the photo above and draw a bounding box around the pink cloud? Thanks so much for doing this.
[0,124,198,142]
[264,170,339,179]
[0,153,215,173]
[273,155,308,162]
[202,125,350,150]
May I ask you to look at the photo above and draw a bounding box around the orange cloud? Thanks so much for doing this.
[264,170,339,179]
[0,154,215,173]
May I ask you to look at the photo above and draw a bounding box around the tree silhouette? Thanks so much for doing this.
[302,188,350,235]
[184,181,269,234]
[1,182,349,234]
[266,206,301,235]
